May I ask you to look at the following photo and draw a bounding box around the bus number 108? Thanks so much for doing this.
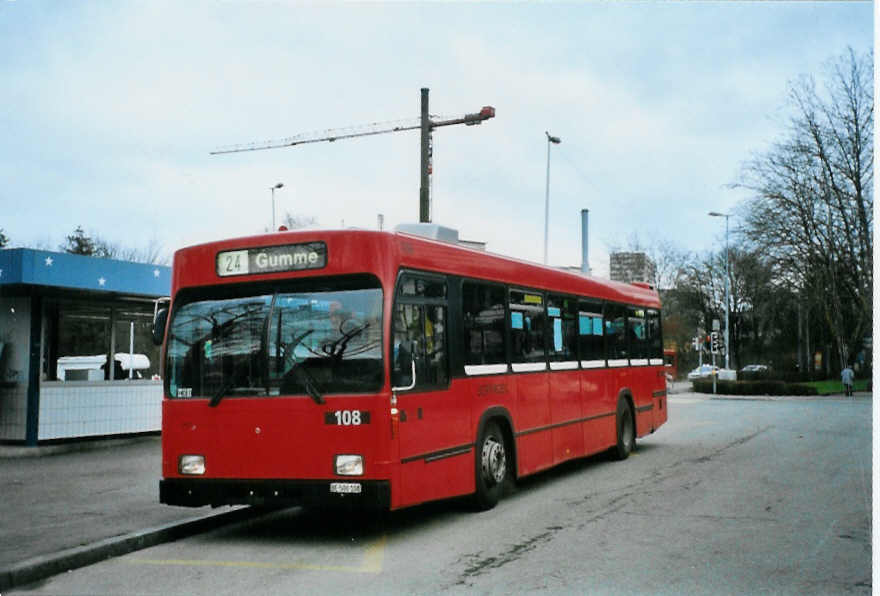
[325,410,370,426]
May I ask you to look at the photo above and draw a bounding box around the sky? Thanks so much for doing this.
[0,1,872,277]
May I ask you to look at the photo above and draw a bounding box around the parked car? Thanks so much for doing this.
[741,364,771,373]
[687,364,718,380]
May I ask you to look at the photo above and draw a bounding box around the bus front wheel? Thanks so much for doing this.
[473,421,508,510]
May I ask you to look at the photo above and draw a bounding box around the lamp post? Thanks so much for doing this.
[270,182,284,230]
[544,131,561,265]
[708,211,731,370]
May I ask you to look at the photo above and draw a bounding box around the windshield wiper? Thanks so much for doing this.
[281,329,325,405]
[323,322,370,362]
[294,366,325,405]
[209,377,235,408]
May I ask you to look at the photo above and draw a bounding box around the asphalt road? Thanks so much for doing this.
[12,395,872,595]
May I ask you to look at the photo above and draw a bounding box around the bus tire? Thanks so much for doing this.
[613,397,635,460]
[472,421,509,510]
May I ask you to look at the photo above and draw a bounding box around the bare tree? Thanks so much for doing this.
[263,212,319,233]
[737,47,872,371]
[606,233,691,290]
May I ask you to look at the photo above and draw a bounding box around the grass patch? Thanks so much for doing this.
[799,379,870,395]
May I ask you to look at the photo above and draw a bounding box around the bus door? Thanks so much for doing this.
[391,273,472,507]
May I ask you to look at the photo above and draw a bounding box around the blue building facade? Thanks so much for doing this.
[0,249,170,445]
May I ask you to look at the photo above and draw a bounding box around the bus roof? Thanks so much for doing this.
[172,229,660,309]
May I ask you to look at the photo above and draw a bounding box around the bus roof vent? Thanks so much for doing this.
[394,223,460,244]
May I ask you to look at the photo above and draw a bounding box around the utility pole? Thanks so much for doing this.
[420,88,431,223]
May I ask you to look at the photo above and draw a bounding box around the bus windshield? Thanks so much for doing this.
[166,277,383,402]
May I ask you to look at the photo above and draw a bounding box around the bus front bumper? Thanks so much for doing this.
[160,478,391,510]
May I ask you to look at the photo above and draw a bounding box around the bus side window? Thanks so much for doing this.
[604,303,628,361]
[628,307,647,360]
[578,300,604,364]
[646,309,662,361]
[462,282,506,367]
[548,295,578,363]
[509,289,546,364]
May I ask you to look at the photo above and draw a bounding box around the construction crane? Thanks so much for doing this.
[211,88,495,223]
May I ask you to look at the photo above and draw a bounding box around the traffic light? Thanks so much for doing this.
[710,331,720,354]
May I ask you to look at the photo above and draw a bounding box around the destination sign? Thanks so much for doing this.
[216,242,327,277]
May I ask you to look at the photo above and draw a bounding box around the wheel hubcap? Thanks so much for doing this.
[481,436,506,485]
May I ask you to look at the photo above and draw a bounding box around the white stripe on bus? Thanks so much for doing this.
[464,364,509,376]
[549,361,579,371]
[511,362,547,373]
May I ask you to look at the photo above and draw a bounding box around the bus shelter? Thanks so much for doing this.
[0,248,170,446]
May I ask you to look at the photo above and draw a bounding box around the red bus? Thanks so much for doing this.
[154,226,667,511]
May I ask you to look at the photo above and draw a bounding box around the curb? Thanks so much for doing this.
[0,506,262,591]
[0,435,160,459]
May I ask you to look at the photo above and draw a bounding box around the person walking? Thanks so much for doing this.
[841,364,855,397]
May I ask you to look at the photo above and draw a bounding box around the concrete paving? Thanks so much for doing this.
[0,435,258,591]
[0,382,869,590]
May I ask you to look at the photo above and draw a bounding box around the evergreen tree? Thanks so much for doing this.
[61,226,97,255]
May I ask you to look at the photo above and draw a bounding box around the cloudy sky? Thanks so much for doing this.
[0,1,872,275]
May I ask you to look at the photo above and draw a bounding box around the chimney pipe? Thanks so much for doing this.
[581,209,591,275]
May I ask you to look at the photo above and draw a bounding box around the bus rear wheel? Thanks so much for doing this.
[612,397,635,460]
[472,421,508,510]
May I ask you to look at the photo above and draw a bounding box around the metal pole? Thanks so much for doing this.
[419,88,430,223]
[543,132,560,265]
[544,139,550,264]
[724,215,730,370]
[270,182,283,231]
[712,350,717,394]
[129,321,135,380]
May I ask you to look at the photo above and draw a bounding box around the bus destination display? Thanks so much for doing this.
[216,242,327,277]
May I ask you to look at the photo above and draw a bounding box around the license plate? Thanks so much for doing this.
[329,482,362,494]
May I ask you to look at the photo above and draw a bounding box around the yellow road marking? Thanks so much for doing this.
[130,534,387,574]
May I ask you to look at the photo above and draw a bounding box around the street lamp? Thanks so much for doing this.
[544,131,561,265]
[708,211,731,370]
[270,182,284,230]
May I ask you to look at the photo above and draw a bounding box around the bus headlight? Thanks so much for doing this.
[179,454,206,475]
[335,454,363,476]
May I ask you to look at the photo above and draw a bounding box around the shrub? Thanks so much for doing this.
[692,379,819,396]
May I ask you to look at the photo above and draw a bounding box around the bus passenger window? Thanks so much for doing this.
[646,309,663,361]
[509,290,546,365]
[462,282,506,368]
[604,303,628,362]
[628,307,647,361]
[548,295,577,363]
[578,300,604,364]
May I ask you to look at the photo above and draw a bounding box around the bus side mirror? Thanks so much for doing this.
[152,308,168,346]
